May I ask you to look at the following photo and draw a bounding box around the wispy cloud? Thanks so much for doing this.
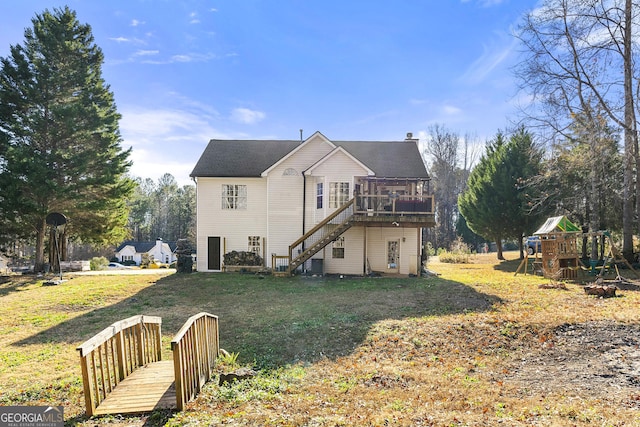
[135,52,218,65]
[189,12,200,24]
[109,36,131,43]
[461,0,507,6]
[459,34,517,85]
[109,36,146,45]
[230,108,266,124]
[120,107,227,185]
[131,19,145,27]
[133,50,159,57]
[479,0,506,7]
[442,104,463,115]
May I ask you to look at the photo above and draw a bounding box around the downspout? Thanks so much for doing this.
[302,171,306,252]
[301,130,306,255]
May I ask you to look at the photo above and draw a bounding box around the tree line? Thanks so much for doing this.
[425,115,623,261]
[128,174,195,243]
[426,0,636,262]
[1,3,639,268]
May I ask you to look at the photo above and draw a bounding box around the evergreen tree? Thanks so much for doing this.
[458,129,545,260]
[0,7,134,271]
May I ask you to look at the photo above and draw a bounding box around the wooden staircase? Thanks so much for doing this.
[288,199,354,273]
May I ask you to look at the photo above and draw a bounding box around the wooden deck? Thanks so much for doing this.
[93,360,176,415]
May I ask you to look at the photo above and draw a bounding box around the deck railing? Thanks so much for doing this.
[76,315,162,416]
[171,312,219,410]
[354,194,434,215]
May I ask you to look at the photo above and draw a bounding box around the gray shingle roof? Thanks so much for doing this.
[190,140,300,178]
[190,138,429,178]
[334,140,429,178]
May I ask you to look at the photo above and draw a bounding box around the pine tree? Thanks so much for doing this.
[458,129,545,260]
[0,7,134,271]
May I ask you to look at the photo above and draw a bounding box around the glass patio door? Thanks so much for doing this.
[387,239,399,273]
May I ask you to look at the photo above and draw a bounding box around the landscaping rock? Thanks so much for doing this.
[218,367,257,386]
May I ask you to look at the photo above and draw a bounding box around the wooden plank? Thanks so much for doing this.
[94,361,176,415]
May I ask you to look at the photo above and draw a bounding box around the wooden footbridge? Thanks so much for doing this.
[76,313,219,416]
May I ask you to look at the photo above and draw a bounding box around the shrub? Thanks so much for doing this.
[424,242,436,257]
[90,256,109,270]
[438,251,470,264]
[438,238,472,264]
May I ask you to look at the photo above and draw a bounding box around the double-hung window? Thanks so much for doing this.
[332,236,345,259]
[316,183,323,209]
[329,182,349,208]
[248,236,261,255]
[222,184,247,210]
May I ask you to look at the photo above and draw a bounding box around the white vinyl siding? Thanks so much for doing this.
[323,228,365,275]
[365,228,420,275]
[266,135,334,261]
[195,177,267,271]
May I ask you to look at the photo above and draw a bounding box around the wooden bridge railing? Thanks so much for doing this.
[171,312,219,410]
[76,315,162,416]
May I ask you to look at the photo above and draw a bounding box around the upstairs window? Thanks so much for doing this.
[316,183,323,209]
[222,184,247,210]
[329,182,349,208]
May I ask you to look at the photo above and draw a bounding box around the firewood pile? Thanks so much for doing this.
[584,284,617,298]
[176,239,194,273]
[223,250,263,266]
[582,276,632,298]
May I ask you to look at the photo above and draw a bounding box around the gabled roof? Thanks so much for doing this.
[190,134,429,178]
[534,216,581,235]
[116,240,177,253]
[261,131,334,176]
[305,146,374,176]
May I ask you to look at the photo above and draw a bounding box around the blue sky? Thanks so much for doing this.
[1,1,539,186]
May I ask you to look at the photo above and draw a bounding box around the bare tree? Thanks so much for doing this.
[515,0,639,261]
[423,124,479,250]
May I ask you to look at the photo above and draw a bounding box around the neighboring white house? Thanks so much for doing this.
[0,253,8,273]
[114,239,177,266]
[190,131,436,276]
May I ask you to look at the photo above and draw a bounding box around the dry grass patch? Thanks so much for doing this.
[1,253,640,426]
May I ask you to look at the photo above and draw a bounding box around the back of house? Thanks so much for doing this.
[190,131,435,276]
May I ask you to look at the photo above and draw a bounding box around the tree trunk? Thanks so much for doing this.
[590,135,599,262]
[622,0,635,263]
[496,239,505,261]
[34,218,46,272]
